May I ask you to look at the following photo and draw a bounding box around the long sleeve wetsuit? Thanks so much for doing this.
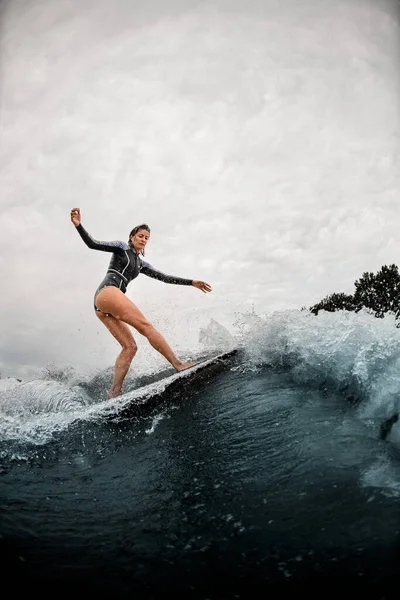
[75,224,193,312]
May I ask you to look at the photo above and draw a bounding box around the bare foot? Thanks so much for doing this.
[175,361,197,372]
[107,387,122,399]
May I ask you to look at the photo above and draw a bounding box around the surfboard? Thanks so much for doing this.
[94,347,240,420]
[170,347,239,380]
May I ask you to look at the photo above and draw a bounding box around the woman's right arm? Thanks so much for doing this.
[70,208,127,253]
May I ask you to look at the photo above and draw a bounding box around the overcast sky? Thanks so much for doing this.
[1,0,399,377]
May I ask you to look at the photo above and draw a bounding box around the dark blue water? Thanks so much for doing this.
[1,311,400,597]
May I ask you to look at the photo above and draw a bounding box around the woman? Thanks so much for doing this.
[70,208,212,399]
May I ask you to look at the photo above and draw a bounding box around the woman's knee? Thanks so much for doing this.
[124,340,138,357]
[134,320,154,338]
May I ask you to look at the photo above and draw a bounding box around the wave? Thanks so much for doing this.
[1,309,400,454]
[0,380,92,416]
[239,307,400,422]
[0,348,238,453]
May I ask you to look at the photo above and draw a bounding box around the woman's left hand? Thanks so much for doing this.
[192,280,212,293]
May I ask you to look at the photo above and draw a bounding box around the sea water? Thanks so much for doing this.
[1,309,400,597]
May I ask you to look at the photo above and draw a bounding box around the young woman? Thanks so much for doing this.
[70,208,212,398]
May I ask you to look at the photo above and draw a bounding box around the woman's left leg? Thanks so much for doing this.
[95,287,195,372]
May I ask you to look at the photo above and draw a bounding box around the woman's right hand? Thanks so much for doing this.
[70,208,81,227]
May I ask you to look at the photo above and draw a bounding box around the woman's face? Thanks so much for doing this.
[131,229,150,252]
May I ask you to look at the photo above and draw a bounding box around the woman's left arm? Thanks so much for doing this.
[140,262,212,292]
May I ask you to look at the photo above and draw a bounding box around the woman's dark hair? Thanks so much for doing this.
[128,224,151,255]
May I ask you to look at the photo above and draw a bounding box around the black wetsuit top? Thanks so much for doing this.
[75,224,193,310]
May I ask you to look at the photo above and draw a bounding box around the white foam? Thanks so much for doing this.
[239,308,400,421]
[361,458,400,497]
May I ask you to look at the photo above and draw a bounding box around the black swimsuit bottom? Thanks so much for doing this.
[93,272,128,312]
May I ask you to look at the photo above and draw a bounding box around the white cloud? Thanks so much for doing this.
[1,0,399,375]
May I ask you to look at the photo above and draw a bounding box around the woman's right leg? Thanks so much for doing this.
[96,311,138,398]
[95,287,195,371]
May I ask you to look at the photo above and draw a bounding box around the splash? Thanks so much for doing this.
[0,345,237,452]
[199,318,236,352]
[238,307,400,422]
[0,379,91,417]
[0,379,93,449]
